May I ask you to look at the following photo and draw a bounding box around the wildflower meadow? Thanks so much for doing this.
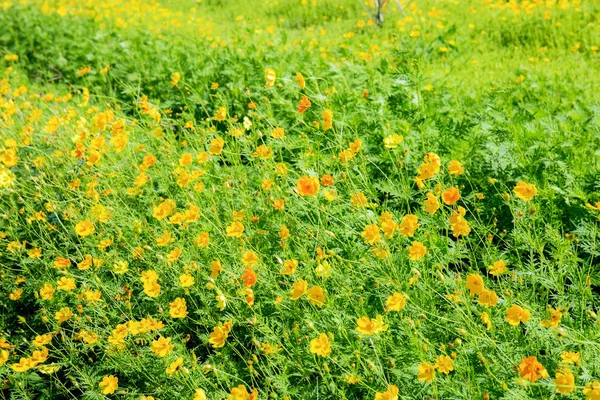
[1,0,600,398]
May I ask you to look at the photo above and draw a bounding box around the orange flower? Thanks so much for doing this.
[441,187,461,205]
[241,268,257,287]
[518,356,548,383]
[296,176,320,196]
[297,95,311,113]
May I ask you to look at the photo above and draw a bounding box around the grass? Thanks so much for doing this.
[1,0,600,399]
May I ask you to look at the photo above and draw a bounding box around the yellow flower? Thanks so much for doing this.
[280,259,298,275]
[466,274,485,296]
[540,307,562,328]
[306,286,326,306]
[487,260,506,276]
[156,230,174,246]
[435,355,454,374]
[271,127,285,139]
[481,312,492,330]
[241,250,259,267]
[57,277,76,291]
[477,289,499,307]
[208,320,233,348]
[554,368,575,395]
[265,68,276,87]
[10,357,33,373]
[506,304,530,326]
[309,333,331,357]
[152,199,176,220]
[169,297,188,319]
[212,107,227,122]
[209,137,225,155]
[179,272,194,288]
[296,72,306,89]
[448,160,464,176]
[423,192,440,214]
[290,279,308,300]
[322,109,333,131]
[0,349,9,366]
[39,283,54,300]
[407,241,427,260]
[417,361,436,382]
[355,315,388,335]
[226,221,245,238]
[144,281,161,298]
[170,72,180,86]
[351,192,368,207]
[361,224,381,244]
[560,351,580,365]
[165,357,184,375]
[514,181,537,201]
[374,384,399,400]
[113,260,129,275]
[385,292,407,312]
[194,232,210,247]
[55,307,73,324]
[75,220,95,236]
[194,388,207,400]
[583,382,600,400]
[151,336,174,357]
[99,375,118,395]
[383,134,403,149]
[399,214,419,237]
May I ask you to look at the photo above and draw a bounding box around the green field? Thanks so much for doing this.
[1,0,600,398]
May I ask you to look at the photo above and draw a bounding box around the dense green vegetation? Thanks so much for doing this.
[1,0,600,398]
